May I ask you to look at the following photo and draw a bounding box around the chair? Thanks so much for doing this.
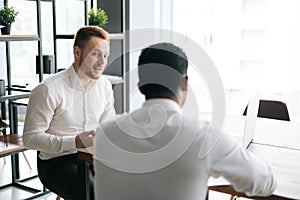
[243,100,290,121]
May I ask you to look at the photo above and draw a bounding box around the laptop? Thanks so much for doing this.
[238,94,260,149]
[208,94,260,187]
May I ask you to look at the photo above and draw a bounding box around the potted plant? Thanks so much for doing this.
[0,5,19,35]
[88,7,108,27]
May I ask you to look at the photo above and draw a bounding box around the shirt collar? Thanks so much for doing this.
[67,65,97,90]
[67,65,78,86]
[143,98,182,113]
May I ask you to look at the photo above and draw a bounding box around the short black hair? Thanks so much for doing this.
[138,42,188,98]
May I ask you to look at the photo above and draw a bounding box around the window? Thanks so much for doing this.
[0,0,85,85]
[172,0,300,117]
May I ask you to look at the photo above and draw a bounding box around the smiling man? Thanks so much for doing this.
[22,26,115,200]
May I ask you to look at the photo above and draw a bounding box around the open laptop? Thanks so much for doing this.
[208,94,260,187]
[238,94,260,149]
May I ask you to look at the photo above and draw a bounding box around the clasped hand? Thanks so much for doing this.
[75,130,95,148]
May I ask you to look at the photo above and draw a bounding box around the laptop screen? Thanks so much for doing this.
[242,94,260,149]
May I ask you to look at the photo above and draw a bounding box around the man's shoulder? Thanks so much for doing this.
[100,112,128,126]
[32,71,69,96]
[42,70,68,86]
[30,70,69,96]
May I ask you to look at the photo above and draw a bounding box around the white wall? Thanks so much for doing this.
[129,0,174,111]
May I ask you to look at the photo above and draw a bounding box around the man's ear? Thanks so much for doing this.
[178,75,188,107]
[180,75,188,91]
[73,46,81,60]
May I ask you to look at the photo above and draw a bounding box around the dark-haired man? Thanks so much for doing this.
[94,42,276,200]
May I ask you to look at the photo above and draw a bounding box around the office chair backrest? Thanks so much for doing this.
[243,100,290,121]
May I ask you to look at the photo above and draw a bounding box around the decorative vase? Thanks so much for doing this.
[1,24,11,35]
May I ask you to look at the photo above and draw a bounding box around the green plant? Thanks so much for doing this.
[88,7,108,26]
[0,5,19,25]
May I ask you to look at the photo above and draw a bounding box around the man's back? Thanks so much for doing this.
[94,99,276,200]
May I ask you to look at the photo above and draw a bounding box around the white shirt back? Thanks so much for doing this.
[94,99,276,200]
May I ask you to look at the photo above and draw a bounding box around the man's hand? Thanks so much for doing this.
[75,130,95,148]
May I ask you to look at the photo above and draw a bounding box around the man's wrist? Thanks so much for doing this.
[62,135,77,151]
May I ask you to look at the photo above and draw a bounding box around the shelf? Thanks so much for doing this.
[103,74,124,85]
[54,33,124,40]
[110,79,124,85]
[6,75,122,96]
[26,0,54,2]
[0,93,30,102]
[103,74,123,82]
[109,33,124,40]
[12,98,29,106]
[0,35,39,41]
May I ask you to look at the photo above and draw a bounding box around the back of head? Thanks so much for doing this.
[138,42,188,99]
[73,25,109,49]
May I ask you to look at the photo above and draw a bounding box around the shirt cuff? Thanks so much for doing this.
[62,135,77,152]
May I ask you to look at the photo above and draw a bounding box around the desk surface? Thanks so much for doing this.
[77,147,93,163]
[79,143,300,200]
[209,142,300,199]
[211,115,300,199]
[249,143,300,199]
[255,118,300,150]
[223,115,300,150]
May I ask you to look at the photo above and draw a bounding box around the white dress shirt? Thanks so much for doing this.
[94,99,276,200]
[23,65,115,160]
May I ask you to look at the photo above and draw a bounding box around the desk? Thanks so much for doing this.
[209,115,300,199]
[223,115,300,150]
[254,118,300,150]
[0,134,50,199]
[249,144,300,199]
[78,143,300,200]
[209,143,300,200]
[77,117,300,200]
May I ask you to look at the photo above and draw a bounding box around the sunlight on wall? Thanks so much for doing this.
[172,0,300,119]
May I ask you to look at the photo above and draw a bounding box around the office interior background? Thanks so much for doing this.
[1,0,300,121]
[1,0,299,199]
